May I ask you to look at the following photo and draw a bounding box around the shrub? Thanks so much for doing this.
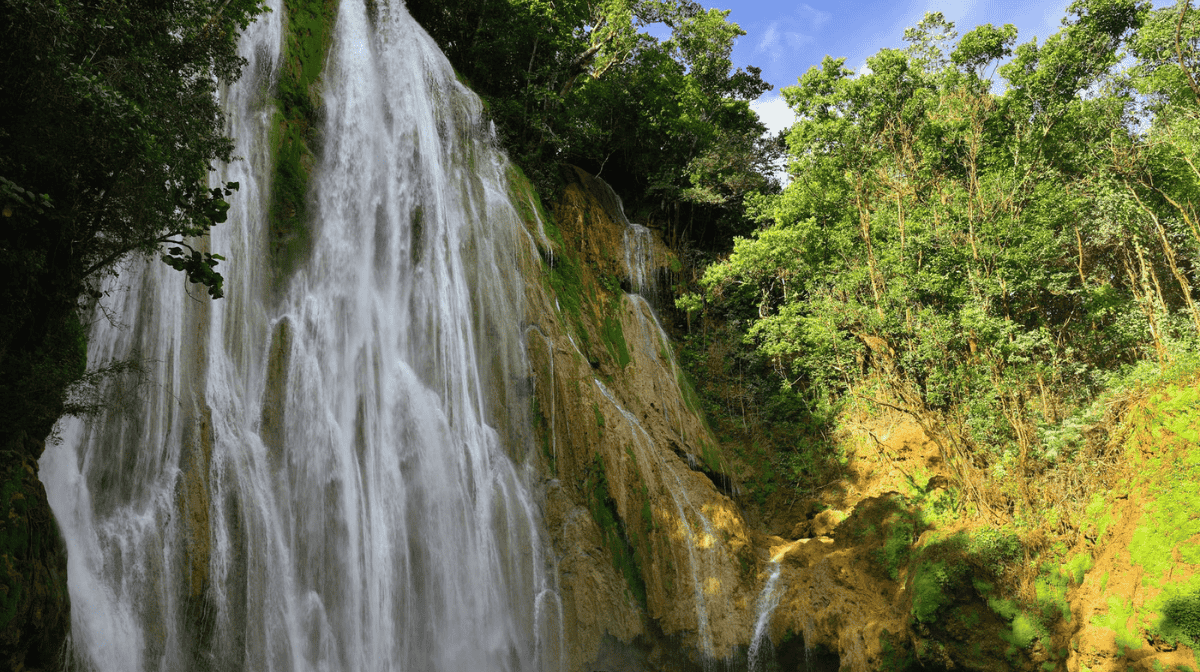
[911,561,956,623]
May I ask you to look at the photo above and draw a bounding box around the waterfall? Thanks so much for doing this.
[746,559,783,672]
[584,175,661,306]
[40,2,562,671]
[622,223,658,304]
[592,379,718,663]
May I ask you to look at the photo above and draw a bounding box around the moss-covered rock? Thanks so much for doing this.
[0,443,69,672]
[1069,369,1200,672]
[0,308,84,670]
[267,0,339,288]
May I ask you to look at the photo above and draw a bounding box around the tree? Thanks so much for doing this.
[0,1,265,663]
[0,0,266,445]
[690,0,1200,519]
[406,0,780,249]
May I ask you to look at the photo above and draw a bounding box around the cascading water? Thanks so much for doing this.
[746,559,783,672]
[605,181,794,671]
[592,380,717,663]
[587,180,726,665]
[586,175,661,306]
[626,295,690,443]
[41,2,562,671]
[622,223,658,303]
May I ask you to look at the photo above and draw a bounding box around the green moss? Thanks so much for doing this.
[1062,553,1094,585]
[641,484,654,532]
[877,513,917,581]
[1093,595,1141,651]
[600,309,631,369]
[1005,613,1044,649]
[268,0,339,285]
[1036,569,1072,623]
[599,276,631,369]
[666,251,682,273]
[542,249,595,360]
[676,364,703,415]
[593,403,605,428]
[879,629,918,671]
[700,441,722,473]
[1086,493,1116,540]
[1119,374,1200,654]
[964,528,1022,576]
[988,597,1021,621]
[546,253,582,317]
[1154,580,1200,652]
[583,453,646,607]
[506,163,562,246]
[1129,435,1200,582]
[912,561,955,623]
[986,595,1050,651]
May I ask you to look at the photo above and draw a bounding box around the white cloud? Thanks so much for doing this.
[750,95,795,185]
[797,4,833,31]
[757,23,782,55]
[754,5,832,63]
[785,31,815,50]
[750,94,796,137]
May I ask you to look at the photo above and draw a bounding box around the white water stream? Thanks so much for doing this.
[622,223,658,303]
[41,3,561,671]
[593,176,795,669]
[747,559,783,672]
[592,379,717,662]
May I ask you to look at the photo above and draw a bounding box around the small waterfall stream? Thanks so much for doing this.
[587,174,661,307]
[747,559,783,672]
[592,380,717,662]
[598,174,799,670]
[622,224,658,303]
[41,3,562,671]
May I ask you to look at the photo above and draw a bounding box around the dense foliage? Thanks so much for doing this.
[0,0,265,446]
[405,0,783,248]
[687,0,1200,522]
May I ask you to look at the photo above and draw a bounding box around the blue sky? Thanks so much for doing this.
[714,0,1077,133]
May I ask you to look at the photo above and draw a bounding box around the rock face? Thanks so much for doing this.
[0,437,70,672]
[517,166,1200,672]
[519,166,756,668]
[516,166,921,671]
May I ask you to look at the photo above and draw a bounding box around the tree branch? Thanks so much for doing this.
[1176,0,1200,106]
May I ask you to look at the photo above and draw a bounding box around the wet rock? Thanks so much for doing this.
[0,443,70,672]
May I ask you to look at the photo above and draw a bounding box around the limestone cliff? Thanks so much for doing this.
[515,165,1200,672]
[514,166,916,670]
[517,166,754,668]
